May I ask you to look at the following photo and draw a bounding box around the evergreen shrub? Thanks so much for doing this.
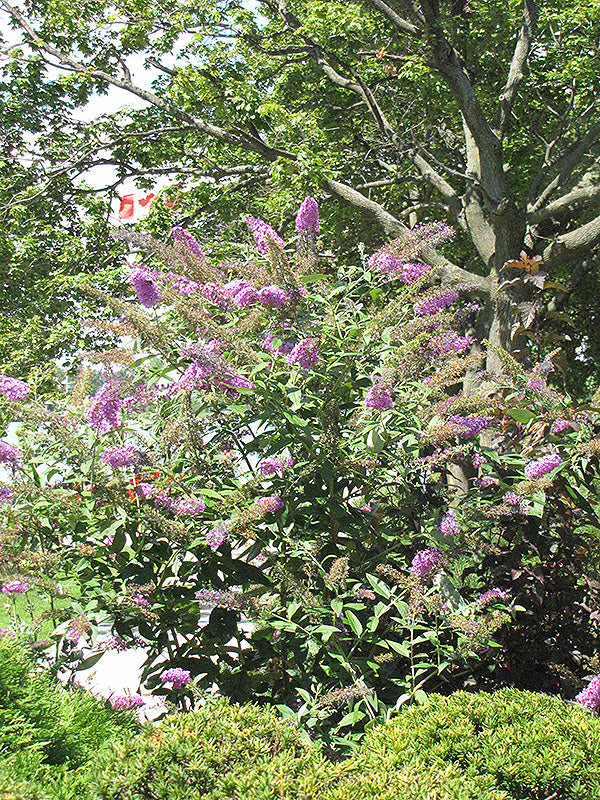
[88,698,337,800]
[330,689,600,800]
[0,635,136,798]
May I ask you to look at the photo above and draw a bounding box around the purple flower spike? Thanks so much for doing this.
[295,196,319,234]
[415,290,459,316]
[0,442,23,468]
[255,496,284,513]
[244,216,285,256]
[173,497,206,516]
[409,548,442,578]
[365,382,393,411]
[439,509,460,536]
[85,381,123,434]
[0,376,30,401]
[576,675,600,713]
[206,524,229,549]
[400,262,432,284]
[101,444,143,468]
[476,588,508,609]
[161,667,191,689]
[286,338,319,369]
[0,487,14,504]
[233,285,259,308]
[129,269,162,308]
[110,694,145,711]
[368,252,403,275]
[258,286,289,308]
[524,453,561,479]
[1,580,29,594]
[172,227,206,258]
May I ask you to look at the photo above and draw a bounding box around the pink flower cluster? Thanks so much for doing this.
[255,496,284,513]
[258,456,293,476]
[286,338,319,369]
[100,444,144,468]
[160,667,191,689]
[110,694,145,711]
[502,492,529,515]
[1,580,29,594]
[409,548,442,578]
[130,268,162,308]
[368,251,432,284]
[262,333,294,357]
[414,289,459,315]
[295,196,319,234]
[170,358,254,398]
[365,382,393,411]
[172,226,206,258]
[85,381,123,434]
[476,588,508,608]
[0,442,23,468]
[244,216,285,255]
[429,331,475,358]
[439,509,460,536]
[206,524,229,549]
[120,383,157,411]
[0,376,30,401]
[575,675,600,713]
[524,453,561,479]
[0,487,14,504]
[550,419,571,435]
[446,415,491,439]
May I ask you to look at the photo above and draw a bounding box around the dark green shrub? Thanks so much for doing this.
[330,689,600,800]
[0,635,136,797]
[88,698,336,800]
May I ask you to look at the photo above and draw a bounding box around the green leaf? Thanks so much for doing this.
[75,652,104,671]
[343,609,363,637]
[507,408,537,423]
[366,428,386,453]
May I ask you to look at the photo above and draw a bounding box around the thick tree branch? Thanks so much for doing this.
[542,211,600,268]
[360,0,421,37]
[324,178,489,292]
[419,1,500,163]
[529,179,600,227]
[494,0,537,137]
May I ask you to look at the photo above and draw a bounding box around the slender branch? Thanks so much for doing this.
[0,0,295,162]
[494,0,537,137]
[529,121,600,210]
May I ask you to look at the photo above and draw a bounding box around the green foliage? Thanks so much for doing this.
[333,689,600,800]
[2,206,599,752]
[2,1,600,388]
[88,698,335,800]
[0,635,136,797]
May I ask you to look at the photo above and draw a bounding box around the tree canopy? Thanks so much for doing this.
[1,0,599,387]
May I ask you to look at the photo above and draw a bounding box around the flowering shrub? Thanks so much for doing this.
[1,200,599,748]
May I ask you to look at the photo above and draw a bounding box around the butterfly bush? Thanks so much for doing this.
[0,375,30,401]
[4,197,600,751]
[129,268,162,308]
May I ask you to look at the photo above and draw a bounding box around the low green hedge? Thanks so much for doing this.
[329,689,600,800]
[88,699,338,800]
[89,689,600,800]
[2,634,600,800]
[0,635,136,799]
